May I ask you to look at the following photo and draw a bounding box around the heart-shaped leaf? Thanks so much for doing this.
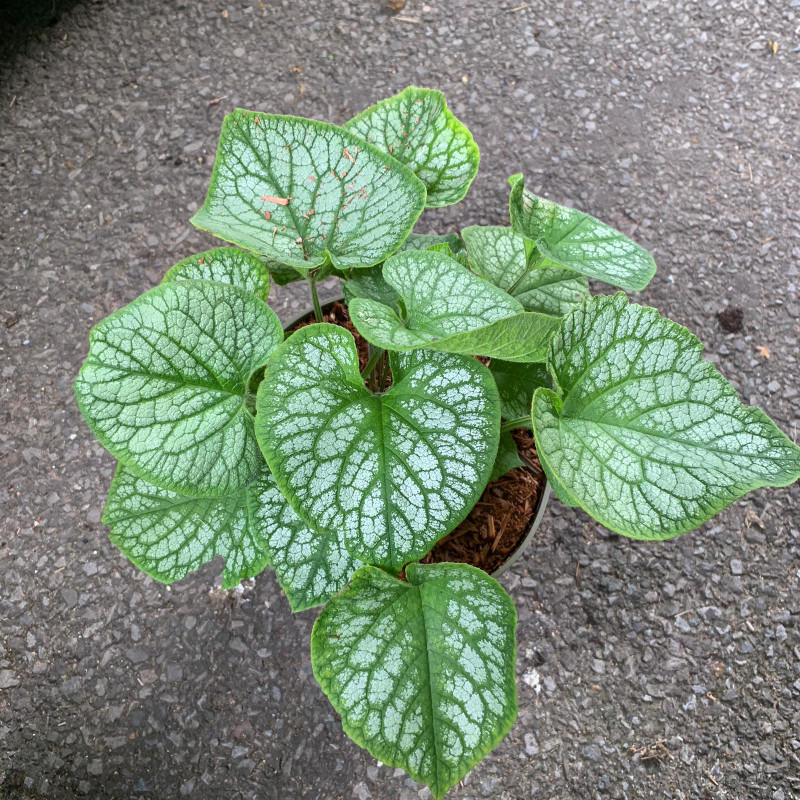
[162,247,271,300]
[75,280,282,497]
[191,110,427,272]
[349,250,561,362]
[509,175,656,291]
[489,431,524,482]
[462,225,590,316]
[311,563,517,800]
[252,465,362,612]
[345,87,480,208]
[533,294,800,538]
[489,359,551,426]
[103,463,270,590]
[255,324,500,572]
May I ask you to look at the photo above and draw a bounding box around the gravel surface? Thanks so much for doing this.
[2,1,800,798]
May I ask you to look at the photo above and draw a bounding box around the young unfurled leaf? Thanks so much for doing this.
[401,231,465,254]
[349,250,561,362]
[425,241,470,268]
[509,175,656,292]
[191,111,426,272]
[462,225,589,316]
[260,258,306,286]
[103,463,270,590]
[342,264,401,314]
[255,324,500,572]
[342,234,467,313]
[75,280,282,497]
[490,431,524,482]
[252,465,362,612]
[161,247,271,300]
[345,87,480,208]
[489,359,551,425]
[311,563,517,800]
[533,294,800,538]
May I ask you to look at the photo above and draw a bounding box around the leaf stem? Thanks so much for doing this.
[308,277,324,323]
[500,417,529,433]
[361,346,385,381]
[378,351,390,392]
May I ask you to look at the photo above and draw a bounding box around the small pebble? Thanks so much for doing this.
[0,670,21,689]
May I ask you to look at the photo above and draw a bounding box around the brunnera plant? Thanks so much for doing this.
[74,87,800,798]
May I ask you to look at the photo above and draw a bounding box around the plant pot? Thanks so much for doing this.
[489,480,550,578]
[281,294,551,579]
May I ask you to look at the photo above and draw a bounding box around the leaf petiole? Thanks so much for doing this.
[377,350,390,392]
[308,275,324,323]
[361,345,385,381]
[500,417,530,433]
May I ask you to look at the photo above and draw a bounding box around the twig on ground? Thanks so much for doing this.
[631,740,674,765]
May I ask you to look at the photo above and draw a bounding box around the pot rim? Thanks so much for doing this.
[489,481,550,578]
[280,294,551,579]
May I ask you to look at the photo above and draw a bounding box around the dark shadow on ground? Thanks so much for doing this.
[1,0,89,63]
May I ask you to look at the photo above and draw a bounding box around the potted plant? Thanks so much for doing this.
[74,87,800,799]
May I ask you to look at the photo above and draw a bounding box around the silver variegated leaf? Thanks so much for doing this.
[349,250,561,362]
[103,464,269,590]
[252,467,362,611]
[255,324,500,572]
[509,175,656,291]
[311,563,518,799]
[75,280,283,497]
[533,294,800,537]
[161,247,271,300]
[345,87,479,208]
[461,225,589,316]
[191,111,427,272]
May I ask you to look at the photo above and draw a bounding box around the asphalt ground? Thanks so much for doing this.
[1,1,799,798]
